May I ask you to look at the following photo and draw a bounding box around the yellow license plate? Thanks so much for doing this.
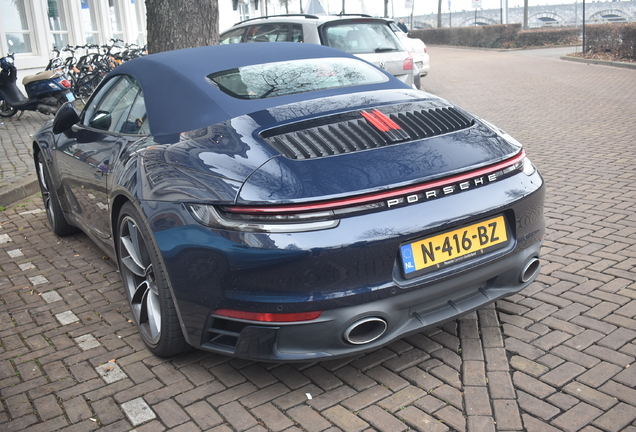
[400,215,509,278]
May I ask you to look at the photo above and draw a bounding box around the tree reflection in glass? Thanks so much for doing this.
[207,57,388,100]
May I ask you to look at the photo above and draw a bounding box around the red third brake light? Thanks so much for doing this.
[403,56,413,70]
[60,79,72,88]
[214,309,322,322]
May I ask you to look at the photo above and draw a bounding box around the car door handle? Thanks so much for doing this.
[94,168,104,177]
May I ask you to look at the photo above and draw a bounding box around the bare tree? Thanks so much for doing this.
[437,0,443,27]
[280,0,289,13]
[145,0,219,54]
[384,0,389,18]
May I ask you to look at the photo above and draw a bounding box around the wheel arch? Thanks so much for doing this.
[110,195,195,349]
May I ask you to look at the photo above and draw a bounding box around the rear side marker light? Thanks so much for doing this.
[213,309,322,322]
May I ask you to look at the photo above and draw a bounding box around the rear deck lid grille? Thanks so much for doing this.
[262,103,474,160]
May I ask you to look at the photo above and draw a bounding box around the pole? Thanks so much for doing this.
[500,0,503,24]
[582,0,586,53]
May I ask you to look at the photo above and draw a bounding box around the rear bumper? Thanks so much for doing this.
[199,239,542,361]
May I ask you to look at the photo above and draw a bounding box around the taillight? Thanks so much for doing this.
[403,56,413,70]
[60,79,71,88]
[213,309,322,322]
[424,46,428,54]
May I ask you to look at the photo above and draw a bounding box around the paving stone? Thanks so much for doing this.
[463,360,486,387]
[218,401,258,431]
[341,385,392,411]
[563,381,619,411]
[522,414,563,432]
[378,386,426,413]
[154,399,190,428]
[359,405,408,432]
[487,371,516,399]
[250,402,293,432]
[432,384,463,410]
[398,406,449,432]
[335,366,378,391]
[533,330,572,351]
[120,397,156,426]
[366,366,408,391]
[546,392,579,411]
[414,394,446,414]
[510,355,549,377]
[577,362,623,388]
[241,383,292,409]
[563,329,605,351]
[551,402,604,432]
[401,366,443,391]
[591,402,636,432]
[434,405,466,432]
[74,334,101,351]
[41,291,62,303]
[323,405,369,432]
[483,347,509,371]
[505,337,545,360]
[513,371,556,399]
[96,362,127,384]
[541,362,586,387]
[55,310,79,325]
[429,364,461,389]
[63,396,92,424]
[584,345,635,367]
[464,386,492,416]
[493,399,523,430]
[598,327,636,350]
[517,390,560,421]
[90,397,124,425]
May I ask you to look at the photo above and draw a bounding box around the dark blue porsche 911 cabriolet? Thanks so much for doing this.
[34,43,544,361]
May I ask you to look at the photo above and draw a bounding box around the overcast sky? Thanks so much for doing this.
[314,0,574,16]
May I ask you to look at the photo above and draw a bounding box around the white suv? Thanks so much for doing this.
[220,14,416,88]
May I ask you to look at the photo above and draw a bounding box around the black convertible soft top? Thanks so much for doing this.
[109,43,405,141]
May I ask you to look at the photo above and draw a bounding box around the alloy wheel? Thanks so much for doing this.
[119,216,162,345]
[37,161,56,228]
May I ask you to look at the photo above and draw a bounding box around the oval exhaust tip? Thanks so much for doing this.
[344,317,387,345]
[520,257,541,283]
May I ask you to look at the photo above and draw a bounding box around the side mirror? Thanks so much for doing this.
[53,102,80,135]
[88,110,111,130]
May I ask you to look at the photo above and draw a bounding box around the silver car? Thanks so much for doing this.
[220,14,416,88]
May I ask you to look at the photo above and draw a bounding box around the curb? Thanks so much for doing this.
[0,175,39,208]
[560,55,636,70]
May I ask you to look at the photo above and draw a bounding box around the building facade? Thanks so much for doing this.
[0,0,266,75]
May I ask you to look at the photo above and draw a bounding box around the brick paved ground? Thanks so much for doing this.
[0,111,50,206]
[0,48,634,431]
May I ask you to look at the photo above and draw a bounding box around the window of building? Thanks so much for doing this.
[1,0,32,54]
[129,0,147,46]
[47,0,70,50]
[81,0,100,44]
[109,0,124,41]
[239,1,251,22]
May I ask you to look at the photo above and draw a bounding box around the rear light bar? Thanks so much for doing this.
[187,151,529,233]
[214,309,322,322]
[223,151,526,216]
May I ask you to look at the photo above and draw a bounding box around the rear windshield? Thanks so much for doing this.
[206,57,388,100]
[323,22,402,54]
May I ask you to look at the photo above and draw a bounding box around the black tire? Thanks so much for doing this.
[36,152,79,236]
[116,202,188,357]
[0,100,17,118]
